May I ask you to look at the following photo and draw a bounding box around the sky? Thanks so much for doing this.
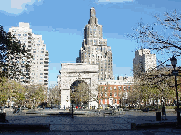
[0,0,181,88]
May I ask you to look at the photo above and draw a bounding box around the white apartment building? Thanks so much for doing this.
[76,7,113,81]
[133,49,156,74]
[8,22,49,87]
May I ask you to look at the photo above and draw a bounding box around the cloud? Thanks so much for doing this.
[98,0,134,3]
[0,0,43,15]
[11,0,33,9]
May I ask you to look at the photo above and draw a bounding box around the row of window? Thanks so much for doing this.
[33,51,44,53]
[100,92,127,97]
[103,86,131,90]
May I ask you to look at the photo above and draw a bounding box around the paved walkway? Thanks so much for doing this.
[3,111,178,131]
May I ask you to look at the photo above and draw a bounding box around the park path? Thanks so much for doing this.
[4,111,177,131]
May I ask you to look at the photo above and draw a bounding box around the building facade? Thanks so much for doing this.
[98,76,134,108]
[76,7,113,81]
[133,49,156,74]
[8,22,49,87]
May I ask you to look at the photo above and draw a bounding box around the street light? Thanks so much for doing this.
[171,55,177,69]
[170,55,180,124]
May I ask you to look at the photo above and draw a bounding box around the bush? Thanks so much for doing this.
[165,106,176,109]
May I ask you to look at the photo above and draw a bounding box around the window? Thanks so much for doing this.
[114,86,116,90]
[110,93,112,97]
[33,51,36,53]
[118,86,122,90]
[123,86,126,91]
[114,92,117,97]
[110,87,112,90]
[105,99,107,104]
[41,51,44,53]
[40,73,43,75]
[105,92,107,97]
[115,99,117,104]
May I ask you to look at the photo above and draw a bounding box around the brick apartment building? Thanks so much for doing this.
[98,76,134,108]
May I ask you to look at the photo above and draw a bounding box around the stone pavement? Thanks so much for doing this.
[3,110,178,131]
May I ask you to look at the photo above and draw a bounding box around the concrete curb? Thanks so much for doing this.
[131,122,181,130]
[0,123,50,132]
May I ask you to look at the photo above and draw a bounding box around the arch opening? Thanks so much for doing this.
[70,80,89,108]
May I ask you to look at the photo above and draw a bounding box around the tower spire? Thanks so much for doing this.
[88,7,98,24]
[90,7,96,18]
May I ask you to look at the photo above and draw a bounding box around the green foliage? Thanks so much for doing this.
[132,66,176,107]
[0,77,47,107]
[0,25,33,80]
[0,77,26,106]
[25,84,47,107]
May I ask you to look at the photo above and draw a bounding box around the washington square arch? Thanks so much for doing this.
[59,63,99,109]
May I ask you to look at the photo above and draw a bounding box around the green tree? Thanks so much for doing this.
[24,84,46,108]
[0,25,32,81]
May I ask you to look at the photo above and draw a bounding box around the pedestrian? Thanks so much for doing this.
[162,103,167,120]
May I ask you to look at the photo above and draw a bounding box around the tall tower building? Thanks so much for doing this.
[133,49,156,74]
[76,7,113,80]
[8,22,49,87]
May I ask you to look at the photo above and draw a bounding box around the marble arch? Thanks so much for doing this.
[59,63,99,109]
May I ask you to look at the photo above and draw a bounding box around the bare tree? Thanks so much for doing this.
[129,9,181,58]
[70,81,90,107]
[48,85,61,107]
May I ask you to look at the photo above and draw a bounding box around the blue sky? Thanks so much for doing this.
[0,0,180,87]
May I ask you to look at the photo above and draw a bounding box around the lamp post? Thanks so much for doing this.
[170,55,180,124]
[71,96,74,118]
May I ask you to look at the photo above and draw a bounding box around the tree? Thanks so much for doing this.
[129,10,181,58]
[0,25,32,81]
[0,77,27,107]
[48,85,61,106]
[0,77,11,106]
[70,80,90,107]
[24,84,46,108]
[133,65,176,108]
[128,9,181,107]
